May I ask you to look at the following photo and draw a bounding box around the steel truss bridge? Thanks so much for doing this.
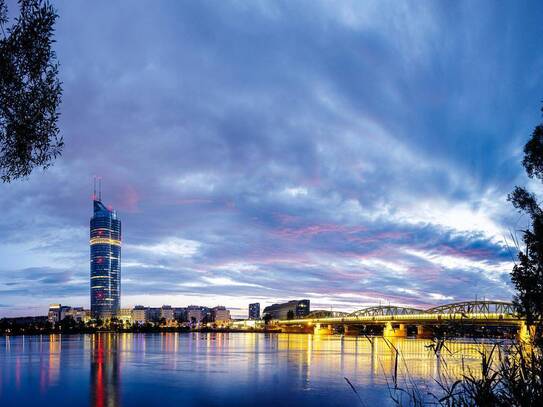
[274,301,528,338]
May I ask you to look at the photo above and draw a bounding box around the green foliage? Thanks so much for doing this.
[0,0,62,182]
[59,315,76,332]
[508,105,543,342]
[521,106,543,180]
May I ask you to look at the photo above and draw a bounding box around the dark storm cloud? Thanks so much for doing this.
[0,0,542,316]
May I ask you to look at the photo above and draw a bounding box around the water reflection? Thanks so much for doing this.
[90,334,120,407]
[0,333,502,407]
[48,335,61,385]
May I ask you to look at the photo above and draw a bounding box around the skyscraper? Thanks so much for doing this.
[90,190,121,319]
[249,303,260,319]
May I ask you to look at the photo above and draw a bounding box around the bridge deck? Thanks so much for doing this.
[276,312,523,326]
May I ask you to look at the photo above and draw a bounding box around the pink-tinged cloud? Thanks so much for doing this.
[118,185,140,213]
[174,198,213,205]
[273,223,367,240]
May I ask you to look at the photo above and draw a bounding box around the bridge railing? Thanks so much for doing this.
[275,301,520,324]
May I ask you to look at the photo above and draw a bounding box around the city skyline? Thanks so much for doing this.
[2,1,543,318]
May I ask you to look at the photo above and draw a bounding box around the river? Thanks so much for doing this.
[0,332,499,406]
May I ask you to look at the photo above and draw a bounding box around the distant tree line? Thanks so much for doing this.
[0,316,195,335]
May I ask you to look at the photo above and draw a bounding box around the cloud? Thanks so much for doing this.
[1,1,542,316]
[201,277,265,288]
[127,238,202,258]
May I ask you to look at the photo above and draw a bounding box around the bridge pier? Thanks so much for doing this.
[416,325,433,339]
[518,322,536,342]
[383,322,407,338]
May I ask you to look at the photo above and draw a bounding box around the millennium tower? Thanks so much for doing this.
[90,182,121,319]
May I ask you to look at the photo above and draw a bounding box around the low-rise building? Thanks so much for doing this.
[48,304,90,324]
[65,307,89,323]
[262,299,310,320]
[186,305,206,324]
[118,308,132,324]
[48,304,63,323]
[211,306,231,326]
[131,305,147,325]
[161,305,174,321]
[147,307,161,323]
[174,307,186,322]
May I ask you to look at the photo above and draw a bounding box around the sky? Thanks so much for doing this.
[1,1,543,318]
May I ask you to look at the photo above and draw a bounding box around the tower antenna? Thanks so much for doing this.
[93,176,97,200]
[98,177,102,201]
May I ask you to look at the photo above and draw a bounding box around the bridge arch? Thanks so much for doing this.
[304,310,349,319]
[425,301,516,315]
[348,306,424,317]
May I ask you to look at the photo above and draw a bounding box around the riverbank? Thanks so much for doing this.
[0,322,284,336]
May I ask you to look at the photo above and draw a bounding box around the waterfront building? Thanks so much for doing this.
[48,304,90,323]
[211,306,231,325]
[48,304,65,323]
[160,305,174,321]
[118,308,132,324]
[131,305,147,324]
[262,299,310,320]
[65,307,89,323]
[128,306,181,325]
[147,307,161,322]
[249,303,260,319]
[186,305,206,324]
[90,192,121,319]
[174,307,186,322]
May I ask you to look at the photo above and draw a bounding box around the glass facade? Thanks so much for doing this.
[90,199,121,319]
[249,303,260,319]
[262,300,310,320]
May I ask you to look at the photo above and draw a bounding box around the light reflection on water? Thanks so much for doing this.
[0,333,499,406]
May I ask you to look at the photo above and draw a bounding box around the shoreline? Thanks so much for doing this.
[0,330,518,342]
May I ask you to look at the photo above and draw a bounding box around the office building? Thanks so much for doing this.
[48,304,90,324]
[48,304,68,323]
[249,303,260,319]
[161,305,174,321]
[131,305,147,324]
[90,190,121,319]
[186,305,207,324]
[211,306,231,324]
[118,308,132,324]
[147,307,161,322]
[174,307,186,322]
[65,307,89,322]
[262,299,310,320]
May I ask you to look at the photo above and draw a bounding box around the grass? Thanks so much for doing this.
[346,337,543,406]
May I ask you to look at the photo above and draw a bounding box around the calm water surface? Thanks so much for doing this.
[0,333,496,406]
